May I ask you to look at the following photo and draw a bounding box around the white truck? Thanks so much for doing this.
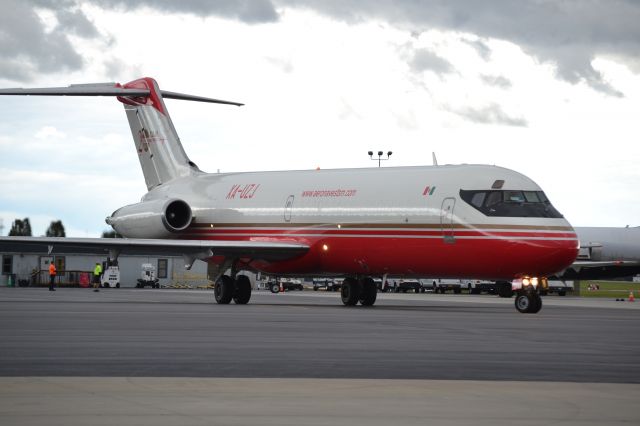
[136,263,160,288]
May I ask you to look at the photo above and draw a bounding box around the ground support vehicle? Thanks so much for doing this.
[541,280,573,296]
[101,265,121,288]
[391,279,421,293]
[136,263,160,288]
[268,278,304,293]
[466,280,514,297]
[312,278,341,291]
[424,279,463,294]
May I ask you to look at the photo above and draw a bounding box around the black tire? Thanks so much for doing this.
[116,283,120,289]
[497,282,514,298]
[515,291,543,314]
[103,283,109,289]
[270,283,280,293]
[359,277,377,306]
[341,277,361,306]
[558,290,567,296]
[313,286,319,291]
[531,292,542,313]
[233,275,252,304]
[453,287,461,294]
[215,275,234,304]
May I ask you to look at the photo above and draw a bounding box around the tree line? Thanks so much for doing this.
[6,218,120,238]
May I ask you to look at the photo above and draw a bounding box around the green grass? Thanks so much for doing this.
[578,280,640,298]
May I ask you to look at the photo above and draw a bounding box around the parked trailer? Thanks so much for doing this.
[423,279,464,294]
[467,280,514,298]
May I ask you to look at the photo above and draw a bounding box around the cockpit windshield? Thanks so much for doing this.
[460,190,563,218]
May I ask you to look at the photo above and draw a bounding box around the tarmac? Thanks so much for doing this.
[1,287,639,425]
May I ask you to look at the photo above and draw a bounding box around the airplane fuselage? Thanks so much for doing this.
[109,164,578,280]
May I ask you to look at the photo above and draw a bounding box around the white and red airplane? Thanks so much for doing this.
[0,77,579,313]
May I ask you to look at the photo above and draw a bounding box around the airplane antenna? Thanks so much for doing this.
[432,152,438,166]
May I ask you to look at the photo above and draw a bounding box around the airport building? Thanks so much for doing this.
[1,250,209,288]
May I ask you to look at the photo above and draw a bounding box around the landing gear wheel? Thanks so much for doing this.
[515,291,542,314]
[215,275,234,304]
[233,275,252,304]
[341,277,361,306]
[359,277,377,306]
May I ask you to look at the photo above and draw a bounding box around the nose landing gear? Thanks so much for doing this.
[514,290,542,314]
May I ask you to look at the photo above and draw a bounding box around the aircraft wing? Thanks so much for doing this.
[0,236,308,266]
[572,260,640,268]
[558,259,640,280]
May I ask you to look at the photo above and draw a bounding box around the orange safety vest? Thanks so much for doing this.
[49,263,57,276]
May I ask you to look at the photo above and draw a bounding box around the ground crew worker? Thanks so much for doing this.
[93,262,102,292]
[48,261,57,291]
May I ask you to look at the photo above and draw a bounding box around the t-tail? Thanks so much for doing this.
[0,77,243,190]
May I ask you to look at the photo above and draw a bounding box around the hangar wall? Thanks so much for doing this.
[0,252,208,288]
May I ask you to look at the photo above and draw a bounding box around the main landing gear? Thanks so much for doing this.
[514,289,542,314]
[341,277,377,306]
[214,274,252,305]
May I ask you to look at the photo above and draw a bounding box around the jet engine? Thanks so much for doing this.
[106,198,192,238]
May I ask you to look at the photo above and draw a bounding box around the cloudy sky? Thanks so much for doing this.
[0,0,638,237]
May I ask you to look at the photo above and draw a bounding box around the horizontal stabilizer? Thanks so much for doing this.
[161,90,244,106]
[0,83,242,106]
[0,85,150,97]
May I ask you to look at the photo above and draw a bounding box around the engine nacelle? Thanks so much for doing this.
[106,198,192,238]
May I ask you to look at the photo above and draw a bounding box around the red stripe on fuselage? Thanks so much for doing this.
[178,226,578,279]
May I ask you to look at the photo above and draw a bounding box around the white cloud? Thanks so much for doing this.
[35,125,66,140]
[0,4,638,236]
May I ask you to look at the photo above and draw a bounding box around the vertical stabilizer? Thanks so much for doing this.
[119,78,198,190]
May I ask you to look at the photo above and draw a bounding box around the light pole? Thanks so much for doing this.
[368,150,393,167]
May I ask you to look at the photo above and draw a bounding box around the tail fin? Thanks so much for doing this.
[0,77,242,190]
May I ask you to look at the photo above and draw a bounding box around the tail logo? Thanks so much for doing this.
[137,128,165,154]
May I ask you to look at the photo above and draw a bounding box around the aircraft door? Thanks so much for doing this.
[284,195,294,222]
[441,197,456,243]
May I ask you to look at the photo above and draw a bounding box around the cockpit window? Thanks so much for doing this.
[460,190,563,218]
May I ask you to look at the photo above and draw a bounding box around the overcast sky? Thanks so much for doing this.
[0,0,639,237]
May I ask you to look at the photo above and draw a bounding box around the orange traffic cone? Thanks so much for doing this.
[629,291,635,302]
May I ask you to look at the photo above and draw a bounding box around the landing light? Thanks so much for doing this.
[322,244,329,252]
